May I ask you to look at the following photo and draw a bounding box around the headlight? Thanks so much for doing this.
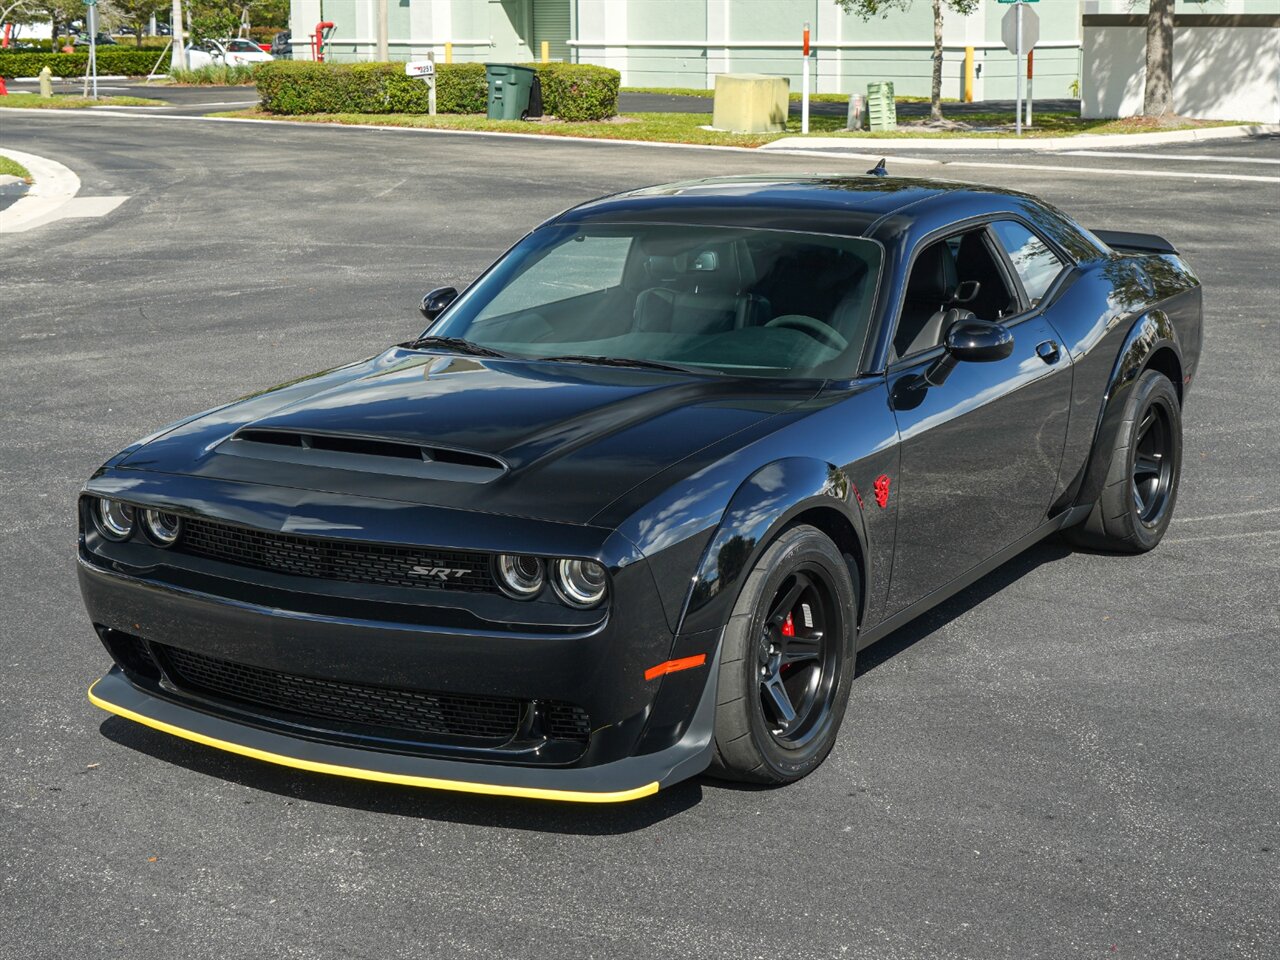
[552,559,608,609]
[494,554,545,600]
[95,498,136,541]
[142,509,182,546]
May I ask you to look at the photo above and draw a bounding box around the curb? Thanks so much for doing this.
[761,123,1280,152]
[0,146,81,233]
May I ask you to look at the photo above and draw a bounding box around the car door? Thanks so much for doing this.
[884,221,1073,615]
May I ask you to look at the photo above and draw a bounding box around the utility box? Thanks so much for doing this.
[711,74,789,133]
[867,81,897,131]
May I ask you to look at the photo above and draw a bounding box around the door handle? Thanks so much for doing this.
[1036,340,1061,364]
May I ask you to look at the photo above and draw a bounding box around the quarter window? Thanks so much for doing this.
[991,221,1066,306]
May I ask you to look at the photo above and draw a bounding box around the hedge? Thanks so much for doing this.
[255,60,620,121]
[523,62,620,122]
[0,50,164,77]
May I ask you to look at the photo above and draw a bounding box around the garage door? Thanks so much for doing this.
[533,0,571,62]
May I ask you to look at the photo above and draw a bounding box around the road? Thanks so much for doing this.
[1,110,1277,960]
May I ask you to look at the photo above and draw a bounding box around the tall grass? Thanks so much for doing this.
[168,64,258,86]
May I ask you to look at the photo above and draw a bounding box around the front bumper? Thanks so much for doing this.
[89,662,716,802]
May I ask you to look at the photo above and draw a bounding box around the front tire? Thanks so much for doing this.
[708,525,858,785]
[1065,368,1182,553]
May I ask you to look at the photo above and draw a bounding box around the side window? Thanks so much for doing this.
[990,221,1067,307]
[476,235,632,319]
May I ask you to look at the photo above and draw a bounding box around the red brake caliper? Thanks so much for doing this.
[780,612,795,671]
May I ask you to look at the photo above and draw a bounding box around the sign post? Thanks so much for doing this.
[801,22,811,135]
[85,0,99,99]
[999,0,1039,136]
[405,58,437,115]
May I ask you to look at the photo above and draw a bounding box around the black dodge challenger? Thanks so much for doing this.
[81,176,1201,802]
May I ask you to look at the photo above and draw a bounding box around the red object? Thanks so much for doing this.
[1027,50,1034,79]
[2,23,11,49]
[258,43,270,53]
[0,77,7,96]
[802,27,810,57]
[873,474,891,509]
[781,613,795,638]
[644,653,707,682]
[852,484,864,510]
[312,20,335,62]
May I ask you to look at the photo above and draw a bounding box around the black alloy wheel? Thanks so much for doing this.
[1064,368,1182,553]
[709,525,858,784]
[1131,403,1174,527]
[756,568,841,749]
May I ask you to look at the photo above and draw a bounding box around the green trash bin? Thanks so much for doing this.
[866,81,897,132]
[486,64,538,120]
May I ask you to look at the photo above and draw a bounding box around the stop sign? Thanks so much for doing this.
[1002,5,1040,55]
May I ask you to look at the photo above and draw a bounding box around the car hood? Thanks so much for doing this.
[119,348,816,525]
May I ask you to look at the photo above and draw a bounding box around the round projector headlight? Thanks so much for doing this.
[494,554,545,600]
[95,498,136,541]
[552,559,608,609]
[142,509,182,546]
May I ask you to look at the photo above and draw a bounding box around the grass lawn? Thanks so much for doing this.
[209,107,1237,148]
[0,155,33,181]
[622,86,940,104]
[0,92,166,109]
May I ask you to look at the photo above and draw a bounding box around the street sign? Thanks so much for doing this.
[1002,5,1039,55]
[405,60,435,78]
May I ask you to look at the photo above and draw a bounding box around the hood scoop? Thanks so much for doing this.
[220,429,507,483]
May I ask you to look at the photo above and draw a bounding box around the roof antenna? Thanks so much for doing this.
[867,158,888,177]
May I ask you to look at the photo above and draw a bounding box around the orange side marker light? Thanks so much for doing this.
[644,654,707,682]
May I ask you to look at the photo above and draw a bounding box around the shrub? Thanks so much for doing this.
[527,63,620,121]
[254,60,619,120]
[256,61,488,115]
[169,64,259,86]
[0,50,164,77]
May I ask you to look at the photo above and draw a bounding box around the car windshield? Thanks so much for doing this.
[426,224,883,379]
[225,39,257,51]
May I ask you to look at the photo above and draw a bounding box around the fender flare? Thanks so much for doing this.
[1073,309,1183,510]
[675,457,868,638]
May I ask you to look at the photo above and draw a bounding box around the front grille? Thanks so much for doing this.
[176,517,496,593]
[148,641,590,745]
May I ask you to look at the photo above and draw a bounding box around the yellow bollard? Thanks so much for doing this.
[444,42,453,64]
[38,65,54,98]
[540,40,549,63]
[963,46,974,103]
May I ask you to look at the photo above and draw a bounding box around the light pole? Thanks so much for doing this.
[170,0,186,70]
[376,0,389,61]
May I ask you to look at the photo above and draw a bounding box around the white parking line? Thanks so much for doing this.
[1062,150,1280,165]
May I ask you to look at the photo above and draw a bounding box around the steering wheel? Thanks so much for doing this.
[765,314,849,352]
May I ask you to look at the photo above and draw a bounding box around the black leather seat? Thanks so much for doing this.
[633,240,768,335]
[895,242,959,357]
[955,231,1015,320]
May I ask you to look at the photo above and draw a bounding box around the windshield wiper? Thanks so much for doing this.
[538,355,713,375]
[409,336,515,359]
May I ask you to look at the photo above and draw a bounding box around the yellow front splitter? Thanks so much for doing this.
[88,673,659,804]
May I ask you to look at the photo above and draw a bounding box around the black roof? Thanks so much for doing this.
[552,175,1031,238]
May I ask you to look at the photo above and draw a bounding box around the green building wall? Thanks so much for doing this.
[290,0,1091,100]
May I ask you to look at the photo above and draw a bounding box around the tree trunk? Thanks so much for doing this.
[931,0,944,121]
[1143,0,1175,116]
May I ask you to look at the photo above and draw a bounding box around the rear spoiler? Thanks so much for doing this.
[1092,229,1178,255]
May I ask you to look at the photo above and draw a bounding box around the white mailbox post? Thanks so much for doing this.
[405,59,437,115]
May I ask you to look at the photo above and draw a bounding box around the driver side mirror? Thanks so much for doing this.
[925,318,1013,386]
[419,286,458,322]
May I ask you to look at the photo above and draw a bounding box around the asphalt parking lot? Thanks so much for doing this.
[1,110,1277,960]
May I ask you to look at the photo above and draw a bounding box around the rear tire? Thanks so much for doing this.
[1064,369,1182,553]
[707,525,858,785]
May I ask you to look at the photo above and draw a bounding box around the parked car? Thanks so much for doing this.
[184,38,274,68]
[269,29,292,60]
[80,175,1201,802]
[73,32,118,46]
